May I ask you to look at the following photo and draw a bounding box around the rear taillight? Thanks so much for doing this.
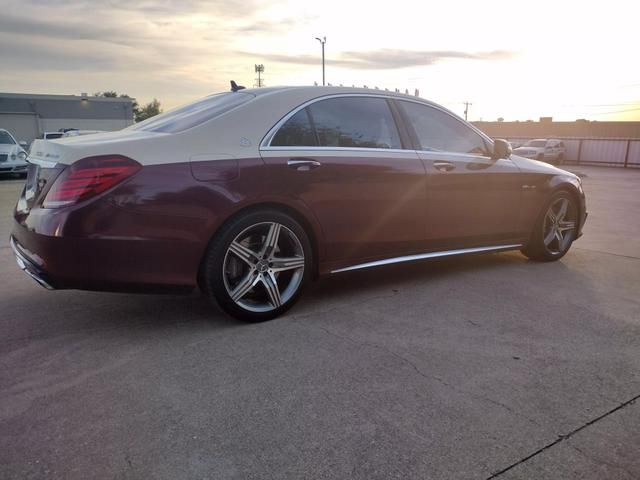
[42,155,142,208]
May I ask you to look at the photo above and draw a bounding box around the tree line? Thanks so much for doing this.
[93,91,162,122]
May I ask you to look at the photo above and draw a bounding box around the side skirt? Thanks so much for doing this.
[330,244,523,274]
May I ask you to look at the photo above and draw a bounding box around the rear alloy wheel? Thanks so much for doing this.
[203,210,311,321]
[521,192,578,261]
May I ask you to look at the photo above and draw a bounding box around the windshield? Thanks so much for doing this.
[0,131,16,145]
[524,140,547,147]
[129,92,254,133]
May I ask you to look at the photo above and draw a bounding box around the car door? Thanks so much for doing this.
[395,99,524,250]
[260,95,426,269]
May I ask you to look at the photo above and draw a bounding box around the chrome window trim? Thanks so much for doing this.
[260,146,411,155]
[260,92,494,154]
[261,93,432,150]
[331,244,523,273]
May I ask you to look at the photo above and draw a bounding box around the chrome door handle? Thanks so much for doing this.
[433,161,455,172]
[287,159,321,171]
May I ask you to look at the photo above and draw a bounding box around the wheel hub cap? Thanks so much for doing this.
[222,221,305,313]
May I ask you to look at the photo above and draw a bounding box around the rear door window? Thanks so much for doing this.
[271,109,317,146]
[308,97,402,149]
[269,96,403,149]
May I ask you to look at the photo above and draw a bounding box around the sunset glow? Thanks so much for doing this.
[1,0,639,121]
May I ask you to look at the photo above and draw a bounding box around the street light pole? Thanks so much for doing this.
[315,36,326,86]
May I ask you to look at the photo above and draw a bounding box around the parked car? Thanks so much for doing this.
[513,139,566,164]
[0,129,29,177]
[11,86,587,321]
[62,129,105,138]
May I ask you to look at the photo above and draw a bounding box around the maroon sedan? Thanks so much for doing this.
[11,86,587,321]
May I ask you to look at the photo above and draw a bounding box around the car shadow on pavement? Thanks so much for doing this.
[299,251,533,313]
[2,250,578,343]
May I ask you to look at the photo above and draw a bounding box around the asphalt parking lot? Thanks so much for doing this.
[1,166,639,479]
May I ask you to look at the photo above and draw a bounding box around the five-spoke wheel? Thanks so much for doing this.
[202,210,311,321]
[542,197,577,255]
[522,191,578,261]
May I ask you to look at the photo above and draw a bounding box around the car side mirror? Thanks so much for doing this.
[19,141,28,149]
[492,139,512,160]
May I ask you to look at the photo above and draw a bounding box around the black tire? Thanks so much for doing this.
[536,154,544,162]
[521,191,578,262]
[202,209,312,322]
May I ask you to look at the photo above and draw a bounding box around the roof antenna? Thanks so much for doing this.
[230,80,246,92]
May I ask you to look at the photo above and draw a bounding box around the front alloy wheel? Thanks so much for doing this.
[521,191,578,261]
[542,197,576,255]
[203,210,311,321]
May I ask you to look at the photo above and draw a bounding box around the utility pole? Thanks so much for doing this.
[254,64,265,87]
[463,101,472,121]
[315,36,326,86]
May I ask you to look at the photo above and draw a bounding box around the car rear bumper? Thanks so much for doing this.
[11,218,199,294]
[10,236,55,289]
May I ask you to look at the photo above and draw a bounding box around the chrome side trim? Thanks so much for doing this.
[330,244,523,274]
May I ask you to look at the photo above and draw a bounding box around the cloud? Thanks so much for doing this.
[0,13,141,47]
[235,18,299,33]
[0,35,123,71]
[237,49,516,70]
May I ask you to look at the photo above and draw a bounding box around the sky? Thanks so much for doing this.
[1,0,639,121]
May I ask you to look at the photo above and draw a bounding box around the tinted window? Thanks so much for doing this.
[308,97,401,149]
[400,101,489,155]
[271,108,317,146]
[130,92,253,133]
[0,131,16,145]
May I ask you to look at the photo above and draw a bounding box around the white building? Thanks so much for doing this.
[0,92,135,143]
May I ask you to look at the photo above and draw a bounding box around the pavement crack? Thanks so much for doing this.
[486,394,640,479]
[569,444,635,479]
[573,247,640,261]
[299,322,542,429]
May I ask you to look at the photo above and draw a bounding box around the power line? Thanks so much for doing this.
[561,102,640,107]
